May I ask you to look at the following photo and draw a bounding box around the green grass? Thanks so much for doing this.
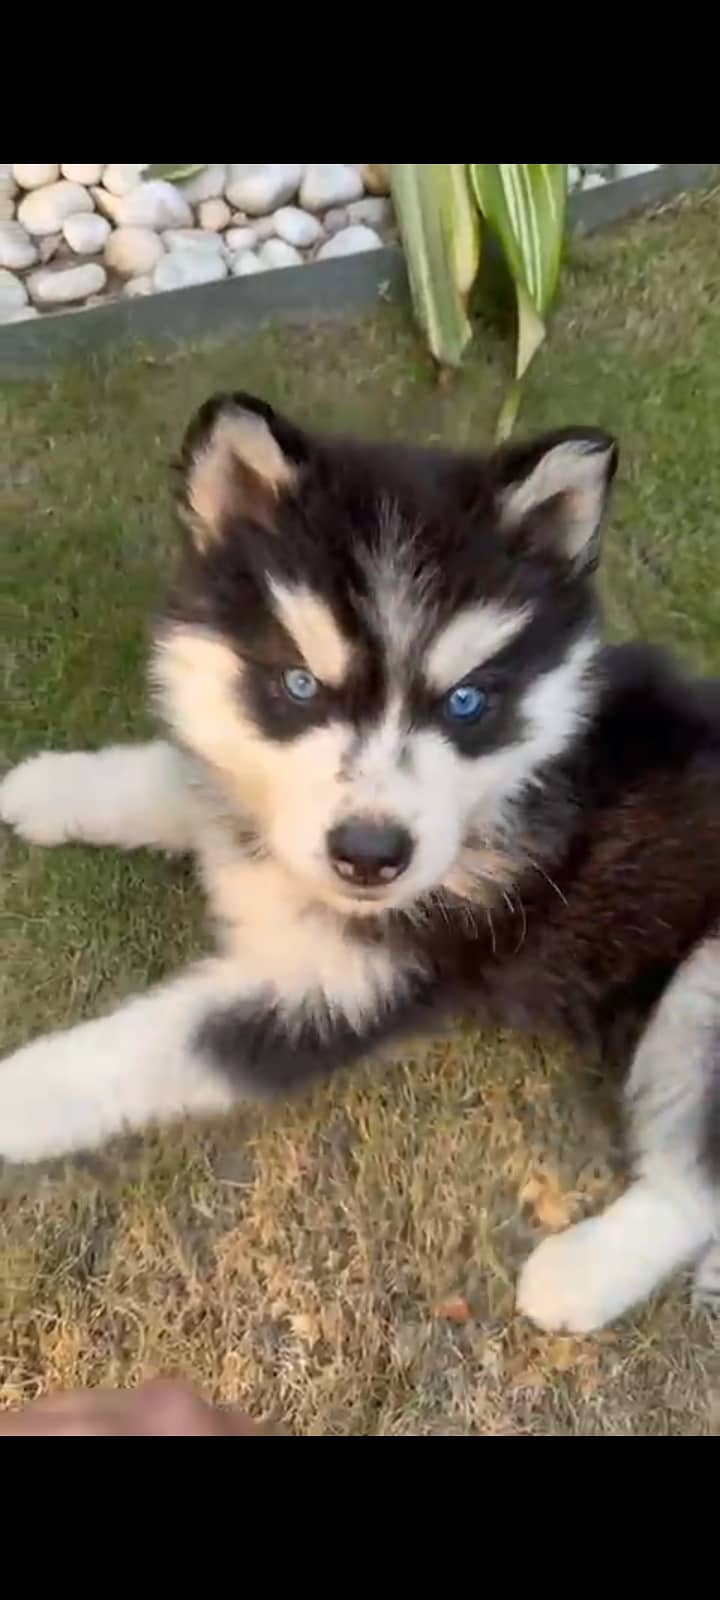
[2,186,720,1434]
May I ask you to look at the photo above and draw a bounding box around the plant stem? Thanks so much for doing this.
[495,378,523,441]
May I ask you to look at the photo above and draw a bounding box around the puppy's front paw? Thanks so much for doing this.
[0,752,90,845]
[516,1217,627,1333]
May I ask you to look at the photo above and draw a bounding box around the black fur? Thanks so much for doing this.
[172,397,720,1177]
[197,976,435,1095]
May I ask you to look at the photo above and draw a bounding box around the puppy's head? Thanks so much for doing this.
[153,393,617,915]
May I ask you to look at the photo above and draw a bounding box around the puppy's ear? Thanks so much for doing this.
[177,392,305,549]
[495,427,618,568]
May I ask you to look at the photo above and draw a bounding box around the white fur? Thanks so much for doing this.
[519,935,720,1331]
[517,1180,713,1332]
[425,601,532,691]
[359,509,436,670]
[0,742,202,851]
[693,1239,720,1306]
[269,581,352,686]
[0,843,409,1160]
[0,736,413,1160]
[0,961,239,1161]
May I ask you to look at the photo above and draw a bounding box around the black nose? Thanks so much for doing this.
[328,817,413,888]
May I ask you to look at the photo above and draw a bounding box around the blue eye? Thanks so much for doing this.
[445,683,488,721]
[282,667,319,704]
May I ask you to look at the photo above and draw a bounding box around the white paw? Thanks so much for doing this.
[0,1027,113,1162]
[516,1217,631,1333]
[0,752,92,845]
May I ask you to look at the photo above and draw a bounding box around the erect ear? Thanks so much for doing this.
[495,427,618,567]
[177,392,306,549]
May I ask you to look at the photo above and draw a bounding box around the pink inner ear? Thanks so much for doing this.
[499,437,614,562]
[184,411,296,548]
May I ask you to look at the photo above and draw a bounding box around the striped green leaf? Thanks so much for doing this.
[391,163,481,368]
[470,164,566,434]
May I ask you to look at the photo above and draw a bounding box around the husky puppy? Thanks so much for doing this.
[2,393,719,1332]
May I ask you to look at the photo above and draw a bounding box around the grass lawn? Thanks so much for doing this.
[2,186,719,1435]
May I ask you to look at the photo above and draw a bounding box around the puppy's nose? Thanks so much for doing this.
[328,817,413,888]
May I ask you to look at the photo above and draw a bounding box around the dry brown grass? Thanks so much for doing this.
[2,186,720,1433]
[2,1037,716,1433]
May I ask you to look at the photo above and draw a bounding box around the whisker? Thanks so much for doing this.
[512,892,528,955]
[528,856,568,906]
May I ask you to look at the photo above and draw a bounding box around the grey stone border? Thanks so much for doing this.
[567,162,712,236]
[0,164,713,373]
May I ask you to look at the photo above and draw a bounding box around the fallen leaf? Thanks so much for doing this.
[547,1336,579,1372]
[520,1169,572,1230]
[290,1313,319,1346]
[434,1293,471,1324]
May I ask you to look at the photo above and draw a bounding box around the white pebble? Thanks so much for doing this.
[0,268,29,311]
[162,227,225,254]
[91,186,124,223]
[272,206,323,248]
[614,163,660,180]
[178,164,227,203]
[102,163,148,196]
[0,221,38,270]
[198,198,231,232]
[252,214,279,241]
[18,181,93,236]
[0,171,18,219]
[27,262,107,305]
[258,239,303,269]
[347,196,392,228]
[117,180,192,230]
[301,164,363,212]
[581,172,606,190]
[13,163,61,191]
[225,163,302,215]
[123,274,154,298]
[104,226,165,276]
[61,163,104,185]
[232,252,266,276]
[225,226,258,255]
[567,165,582,190]
[317,225,383,260]
[63,212,111,255]
[153,248,228,291]
[38,233,63,263]
[0,304,40,324]
[323,207,350,235]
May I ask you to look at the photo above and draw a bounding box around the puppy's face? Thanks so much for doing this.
[153,395,616,916]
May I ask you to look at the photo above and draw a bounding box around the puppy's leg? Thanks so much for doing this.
[0,944,425,1162]
[517,934,720,1332]
[0,741,203,852]
[0,960,241,1161]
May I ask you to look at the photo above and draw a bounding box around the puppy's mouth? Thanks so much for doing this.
[318,878,412,918]
[329,883,395,910]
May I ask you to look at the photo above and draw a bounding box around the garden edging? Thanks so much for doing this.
[0,164,711,374]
